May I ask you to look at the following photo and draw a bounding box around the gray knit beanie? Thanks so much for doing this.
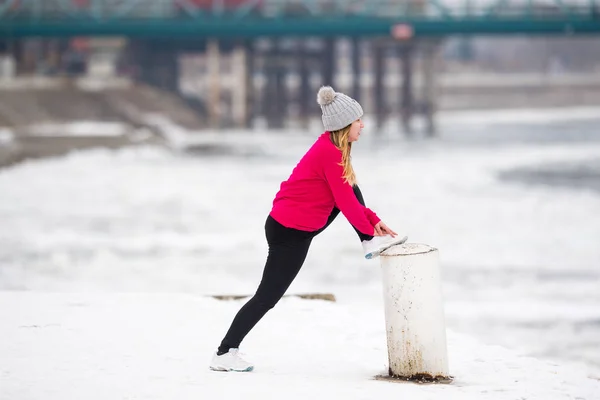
[317,86,364,132]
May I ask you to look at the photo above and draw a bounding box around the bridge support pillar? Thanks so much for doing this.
[231,42,250,129]
[396,39,441,138]
[133,39,181,95]
[351,38,362,105]
[298,41,312,129]
[243,41,255,129]
[206,39,222,129]
[44,39,62,75]
[322,39,335,87]
[0,40,16,79]
[420,40,441,137]
[400,43,414,136]
[374,41,386,132]
[11,39,37,75]
[263,39,287,129]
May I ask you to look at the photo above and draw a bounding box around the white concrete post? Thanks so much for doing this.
[380,243,450,381]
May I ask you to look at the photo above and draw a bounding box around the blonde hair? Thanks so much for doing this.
[329,124,356,186]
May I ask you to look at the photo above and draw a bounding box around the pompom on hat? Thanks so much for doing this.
[317,86,364,132]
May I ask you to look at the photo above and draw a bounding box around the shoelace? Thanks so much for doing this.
[227,349,252,368]
[228,348,246,357]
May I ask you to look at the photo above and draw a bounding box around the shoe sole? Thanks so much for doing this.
[209,366,254,372]
[365,236,408,259]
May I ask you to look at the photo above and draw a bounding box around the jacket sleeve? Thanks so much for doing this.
[364,207,381,226]
[322,150,375,236]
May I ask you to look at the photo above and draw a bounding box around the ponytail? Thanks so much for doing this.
[329,125,356,186]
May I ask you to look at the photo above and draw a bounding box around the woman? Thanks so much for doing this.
[210,86,407,372]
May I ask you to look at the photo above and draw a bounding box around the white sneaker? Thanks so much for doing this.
[362,235,408,259]
[209,348,254,372]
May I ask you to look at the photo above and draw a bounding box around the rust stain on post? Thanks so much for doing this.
[374,373,454,384]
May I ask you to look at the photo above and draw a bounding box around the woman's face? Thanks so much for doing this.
[348,119,364,143]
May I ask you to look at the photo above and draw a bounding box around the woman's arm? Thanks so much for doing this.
[364,207,381,226]
[322,151,375,236]
[352,185,381,227]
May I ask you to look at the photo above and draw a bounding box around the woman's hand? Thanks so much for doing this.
[374,221,398,237]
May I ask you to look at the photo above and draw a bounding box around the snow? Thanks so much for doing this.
[24,121,130,137]
[438,106,600,125]
[1,107,600,397]
[437,73,600,88]
[0,76,131,91]
[0,128,13,144]
[140,113,190,150]
[0,76,63,91]
[75,77,131,92]
[383,243,437,256]
[1,292,598,400]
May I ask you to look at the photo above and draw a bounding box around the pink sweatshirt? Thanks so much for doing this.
[269,132,380,235]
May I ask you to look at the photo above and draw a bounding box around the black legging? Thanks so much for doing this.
[217,186,373,354]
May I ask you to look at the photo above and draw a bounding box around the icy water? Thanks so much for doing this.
[442,117,600,192]
[0,108,599,376]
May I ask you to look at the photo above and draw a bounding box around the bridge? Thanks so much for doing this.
[0,0,599,38]
[1,0,599,136]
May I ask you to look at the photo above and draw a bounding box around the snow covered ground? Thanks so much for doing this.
[1,292,598,400]
[1,107,600,398]
[23,121,130,137]
[0,128,13,144]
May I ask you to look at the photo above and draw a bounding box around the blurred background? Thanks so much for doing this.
[1,0,599,379]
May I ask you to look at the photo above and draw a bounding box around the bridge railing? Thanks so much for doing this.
[0,0,597,21]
